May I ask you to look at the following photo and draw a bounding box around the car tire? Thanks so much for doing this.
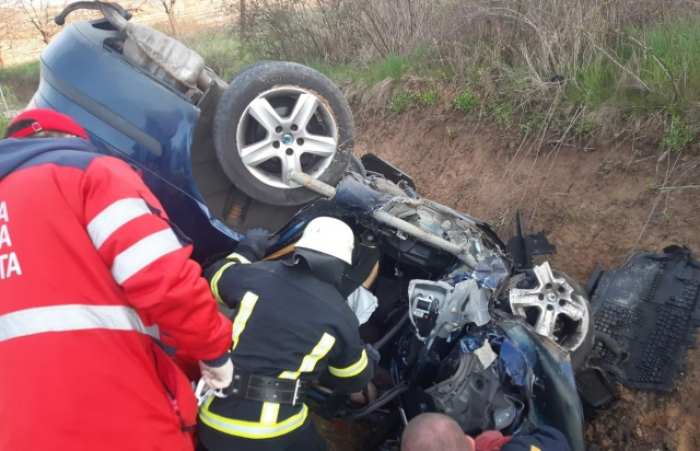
[213,61,355,206]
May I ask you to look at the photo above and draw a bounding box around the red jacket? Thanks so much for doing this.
[0,137,233,450]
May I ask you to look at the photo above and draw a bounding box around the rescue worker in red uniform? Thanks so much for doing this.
[0,109,234,451]
[199,217,374,451]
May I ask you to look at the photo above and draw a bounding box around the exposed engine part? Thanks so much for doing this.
[408,279,490,342]
[123,27,207,92]
[56,2,210,93]
[426,350,517,433]
[289,171,505,269]
[508,262,591,353]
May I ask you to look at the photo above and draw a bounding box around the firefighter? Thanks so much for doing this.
[199,217,375,451]
[0,109,234,451]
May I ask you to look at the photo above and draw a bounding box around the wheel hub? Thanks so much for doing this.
[236,86,339,189]
[508,262,591,353]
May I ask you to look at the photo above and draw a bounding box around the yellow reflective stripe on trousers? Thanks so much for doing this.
[199,396,307,439]
[231,292,258,351]
[279,333,337,380]
[210,262,236,305]
[328,349,369,378]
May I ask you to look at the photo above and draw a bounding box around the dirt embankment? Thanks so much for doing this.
[350,100,700,451]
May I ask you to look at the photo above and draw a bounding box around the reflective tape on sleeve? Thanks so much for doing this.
[111,229,182,284]
[0,304,159,343]
[328,349,369,378]
[87,198,151,250]
[279,333,336,380]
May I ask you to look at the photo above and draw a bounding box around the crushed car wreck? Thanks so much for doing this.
[34,2,700,451]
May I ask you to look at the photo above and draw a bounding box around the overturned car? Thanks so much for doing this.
[31,2,597,450]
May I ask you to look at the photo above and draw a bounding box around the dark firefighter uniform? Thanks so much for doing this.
[198,248,373,451]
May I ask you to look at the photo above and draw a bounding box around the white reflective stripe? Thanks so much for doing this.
[261,402,280,425]
[231,293,258,351]
[0,304,159,343]
[279,333,336,380]
[88,198,151,249]
[111,229,182,284]
[199,396,308,439]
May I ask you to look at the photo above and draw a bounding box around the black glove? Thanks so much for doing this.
[237,228,277,260]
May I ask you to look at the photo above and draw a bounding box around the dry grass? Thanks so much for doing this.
[230,0,700,137]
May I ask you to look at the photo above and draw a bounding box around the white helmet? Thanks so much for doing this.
[295,217,354,265]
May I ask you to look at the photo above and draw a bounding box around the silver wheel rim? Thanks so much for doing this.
[508,262,590,352]
[236,86,339,189]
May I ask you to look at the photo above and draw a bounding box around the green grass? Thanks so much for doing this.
[629,19,700,107]
[308,60,360,83]
[454,92,479,112]
[387,90,439,115]
[0,61,41,108]
[661,117,694,151]
[310,53,453,86]
[0,115,8,138]
[0,60,40,78]
[564,19,700,115]
[181,33,250,81]
[388,92,413,115]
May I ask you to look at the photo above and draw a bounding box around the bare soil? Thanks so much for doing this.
[334,102,700,451]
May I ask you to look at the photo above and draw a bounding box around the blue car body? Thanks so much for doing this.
[32,19,241,261]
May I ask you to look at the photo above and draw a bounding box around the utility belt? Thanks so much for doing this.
[221,367,309,406]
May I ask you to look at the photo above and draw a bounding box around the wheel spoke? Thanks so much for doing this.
[280,153,303,186]
[534,307,558,338]
[302,134,337,157]
[240,140,279,167]
[248,97,284,134]
[559,301,586,321]
[509,290,545,312]
[533,261,557,288]
[289,93,319,131]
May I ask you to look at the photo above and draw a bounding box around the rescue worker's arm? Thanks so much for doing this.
[326,331,374,393]
[79,157,232,361]
[204,229,275,307]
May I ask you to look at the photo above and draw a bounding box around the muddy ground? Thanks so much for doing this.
[326,100,700,451]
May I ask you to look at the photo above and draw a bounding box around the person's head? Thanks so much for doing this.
[293,216,354,285]
[401,413,475,451]
[3,108,88,140]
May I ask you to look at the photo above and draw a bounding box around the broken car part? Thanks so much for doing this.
[505,211,557,271]
[408,279,490,343]
[427,347,518,434]
[289,171,505,270]
[575,365,620,421]
[57,2,209,93]
[509,262,594,368]
[590,246,700,390]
